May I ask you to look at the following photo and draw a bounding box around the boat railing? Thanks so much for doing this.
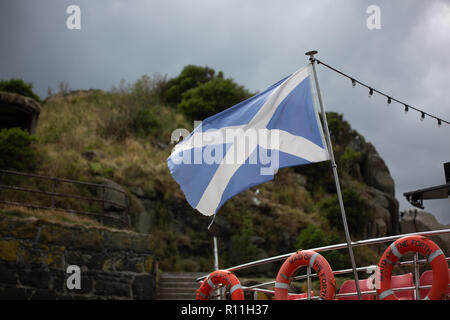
[196,228,450,300]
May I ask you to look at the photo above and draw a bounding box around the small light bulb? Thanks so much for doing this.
[368,88,373,98]
[387,97,392,105]
[420,112,425,121]
[351,79,356,88]
[437,119,442,127]
[404,104,409,114]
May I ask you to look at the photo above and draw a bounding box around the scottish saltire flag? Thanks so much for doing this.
[167,65,329,216]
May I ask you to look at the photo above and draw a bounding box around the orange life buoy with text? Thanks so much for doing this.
[376,235,449,300]
[275,250,336,300]
[196,269,244,300]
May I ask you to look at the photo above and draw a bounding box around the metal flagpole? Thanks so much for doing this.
[213,236,223,300]
[305,50,362,300]
[213,236,219,271]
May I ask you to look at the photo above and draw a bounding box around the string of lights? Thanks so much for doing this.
[315,59,450,127]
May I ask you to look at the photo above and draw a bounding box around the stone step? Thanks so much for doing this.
[159,272,206,281]
[158,287,198,295]
[157,272,208,300]
[159,278,202,285]
[157,292,197,300]
[159,281,200,289]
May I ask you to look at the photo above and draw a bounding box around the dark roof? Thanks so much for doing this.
[0,92,41,134]
[403,183,450,209]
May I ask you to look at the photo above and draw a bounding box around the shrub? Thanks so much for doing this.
[178,77,251,120]
[229,216,261,267]
[101,75,167,140]
[128,74,167,107]
[165,65,216,107]
[341,147,361,165]
[132,107,161,137]
[326,112,353,146]
[295,224,350,270]
[321,230,351,269]
[0,78,41,102]
[164,65,252,120]
[318,188,371,237]
[295,224,326,250]
[0,127,37,171]
[294,161,335,194]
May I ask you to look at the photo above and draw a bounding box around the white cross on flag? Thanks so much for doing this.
[167,64,330,216]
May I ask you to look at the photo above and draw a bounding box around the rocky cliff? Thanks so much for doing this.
[401,208,450,255]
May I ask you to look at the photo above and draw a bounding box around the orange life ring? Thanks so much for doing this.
[196,270,244,300]
[376,235,449,300]
[275,250,336,300]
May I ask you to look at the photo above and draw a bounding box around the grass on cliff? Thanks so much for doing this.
[38,88,187,187]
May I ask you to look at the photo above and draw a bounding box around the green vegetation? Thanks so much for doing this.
[100,75,174,141]
[229,216,262,269]
[178,77,252,120]
[164,65,252,120]
[295,224,349,270]
[319,187,372,237]
[295,224,326,250]
[0,127,37,171]
[165,65,217,107]
[0,78,41,102]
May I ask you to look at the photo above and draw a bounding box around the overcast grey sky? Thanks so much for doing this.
[1,0,449,224]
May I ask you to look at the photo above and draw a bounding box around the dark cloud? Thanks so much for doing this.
[1,0,449,223]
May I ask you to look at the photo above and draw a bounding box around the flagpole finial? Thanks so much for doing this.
[305,50,318,62]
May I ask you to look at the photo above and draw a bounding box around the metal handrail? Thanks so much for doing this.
[0,169,129,227]
[0,169,125,193]
[196,228,450,300]
[0,184,126,208]
[244,257,450,290]
[196,228,450,282]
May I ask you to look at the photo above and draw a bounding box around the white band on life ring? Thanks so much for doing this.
[275,282,289,289]
[208,278,217,289]
[390,243,403,260]
[428,249,443,263]
[378,289,394,300]
[230,284,242,294]
[309,252,319,269]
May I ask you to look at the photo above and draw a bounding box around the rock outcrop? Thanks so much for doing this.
[97,179,129,228]
[400,208,450,255]
[365,187,399,238]
[332,114,399,237]
[347,135,395,197]
[363,147,395,196]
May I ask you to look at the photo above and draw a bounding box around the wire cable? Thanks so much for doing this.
[315,59,450,127]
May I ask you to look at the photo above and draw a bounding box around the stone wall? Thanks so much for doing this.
[0,214,157,300]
